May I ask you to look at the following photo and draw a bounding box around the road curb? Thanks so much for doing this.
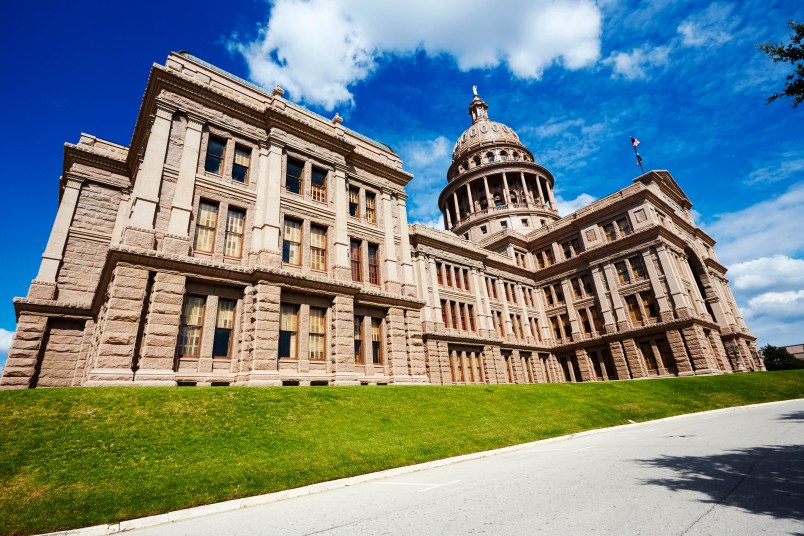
[41,398,803,535]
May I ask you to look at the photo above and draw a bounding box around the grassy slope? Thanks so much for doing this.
[0,370,802,535]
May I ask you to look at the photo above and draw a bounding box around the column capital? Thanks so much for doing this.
[185,112,206,131]
[154,100,178,120]
[267,127,287,148]
[63,174,85,190]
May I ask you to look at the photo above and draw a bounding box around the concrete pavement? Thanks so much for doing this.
[126,399,804,535]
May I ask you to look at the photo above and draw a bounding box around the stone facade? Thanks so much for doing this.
[0,52,762,389]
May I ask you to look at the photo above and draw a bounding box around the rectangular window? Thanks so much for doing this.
[371,318,383,364]
[350,240,362,282]
[455,270,463,290]
[571,278,582,299]
[468,305,476,331]
[640,291,659,319]
[449,301,458,329]
[463,270,471,291]
[205,135,225,175]
[441,300,448,326]
[224,208,246,258]
[279,304,299,358]
[615,261,631,284]
[571,238,581,255]
[625,295,643,323]
[354,316,364,363]
[194,201,218,253]
[282,219,302,265]
[562,242,573,259]
[310,225,327,272]
[550,316,561,340]
[436,263,444,286]
[581,274,594,295]
[543,287,554,306]
[348,187,360,218]
[616,217,631,236]
[309,307,326,361]
[554,284,565,303]
[212,299,236,358]
[311,167,327,203]
[545,248,555,265]
[365,192,376,223]
[367,244,380,285]
[603,223,617,243]
[590,306,603,332]
[629,256,647,280]
[285,157,303,194]
[579,309,592,334]
[446,266,453,287]
[562,314,572,338]
[496,311,505,337]
[232,145,250,183]
[178,296,206,357]
[640,341,658,370]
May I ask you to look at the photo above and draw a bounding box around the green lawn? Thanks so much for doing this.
[1,370,803,535]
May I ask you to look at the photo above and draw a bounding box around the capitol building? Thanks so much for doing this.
[0,52,762,388]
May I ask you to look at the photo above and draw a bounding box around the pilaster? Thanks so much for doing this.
[164,114,205,255]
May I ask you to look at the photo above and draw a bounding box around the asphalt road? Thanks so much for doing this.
[130,399,804,536]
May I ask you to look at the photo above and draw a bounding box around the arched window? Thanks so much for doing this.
[487,152,495,163]
[512,151,519,160]
[473,156,481,167]
[500,151,508,161]
[494,193,504,207]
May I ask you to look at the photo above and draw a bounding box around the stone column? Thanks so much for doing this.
[561,279,582,340]
[515,284,534,341]
[535,176,546,206]
[331,295,358,385]
[381,191,400,293]
[427,257,444,330]
[452,192,461,221]
[607,341,632,380]
[125,102,176,248]
[135,272,187,385]
[465,182,475,214]
[602,264,628,330]
[396,196,416,296]
[471,268,490,336]
[387,307,414,383]
[520,172,531,205]
[414,255,433,326]
[85,265,150,385]
[665,329,695,376]
[30,176,85,299]
[164,114,204,255]
[483,176,492,205]
[574,348,594,381]
[497,279,514,339]
[545,179,558,210]
[642,249,672,321]
[657,245,692,318]
[502,172,511,204]
[333,166,351,280]
[254,130,286,268]
[247,281,282,385]
[444,206,453,228]
[621,338,647,378]
[681,325,718,374]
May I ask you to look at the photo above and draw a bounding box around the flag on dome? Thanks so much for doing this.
[636,152,643,167]
[630,136,640,148]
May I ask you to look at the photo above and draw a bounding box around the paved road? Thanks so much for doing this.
[132,399,804,535]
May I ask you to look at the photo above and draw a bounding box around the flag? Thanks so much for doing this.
[636,152,643,166]
[630,136,640,148]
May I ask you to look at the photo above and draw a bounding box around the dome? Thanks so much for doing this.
[452,94,527,161]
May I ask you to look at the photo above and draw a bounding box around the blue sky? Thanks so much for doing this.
[1,0,803,370]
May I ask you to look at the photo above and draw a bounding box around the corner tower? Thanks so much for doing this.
[438,90,560,242]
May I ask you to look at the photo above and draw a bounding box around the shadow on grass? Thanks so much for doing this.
[639,444,804,522]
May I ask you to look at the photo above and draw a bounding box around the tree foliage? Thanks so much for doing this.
[762,344,804,371]
[756,20,804,108]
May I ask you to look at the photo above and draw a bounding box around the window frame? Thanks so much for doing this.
[193,200,219,254]
[223,207,246,259]
[232,144,251,184]
[204,135,226,176]
[310,225,328,272]
[279,303,300,359]
[285,157,304,195]
[178,295,207,358]
[282,218,302,266]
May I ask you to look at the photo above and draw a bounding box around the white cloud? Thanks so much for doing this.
[729,255,804,293]
[604,45,671,80]
[404,136,451,168]
[745,151,804,185]
[0,328,13,356]
[556,192,596,216]
[677,3,739,48]
[744,290,804,322]
[417,214,445,230]
[704,181,804,266]
[233,0,602,109]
